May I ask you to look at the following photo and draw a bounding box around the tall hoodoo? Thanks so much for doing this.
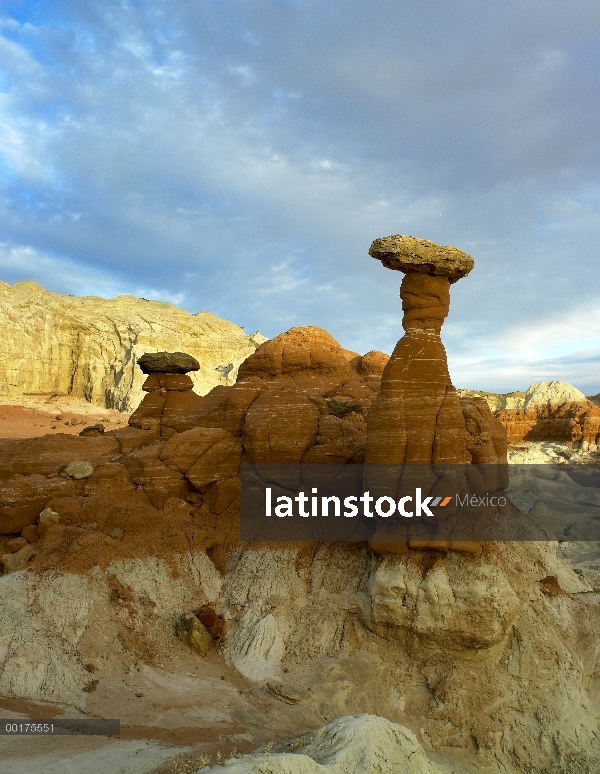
[366,235,474,470]
[364,235,506,549]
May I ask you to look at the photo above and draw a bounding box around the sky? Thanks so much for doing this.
[1,0,600,394]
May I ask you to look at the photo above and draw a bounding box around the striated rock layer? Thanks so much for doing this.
[495,382,600,451]
[365,235,507,555]
[459,382,600,456]
[0,280,267,412]
[1,238,599,772]
[1,331,595,774]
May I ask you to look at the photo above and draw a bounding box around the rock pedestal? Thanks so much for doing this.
[365,236,473,473]
[128,352,206,436]
[364,234,506,554]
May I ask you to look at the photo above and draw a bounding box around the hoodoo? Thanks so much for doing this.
[365,235,507,552]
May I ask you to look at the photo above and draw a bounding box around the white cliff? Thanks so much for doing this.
[0,280,267,412]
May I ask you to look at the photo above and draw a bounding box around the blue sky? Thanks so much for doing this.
[1,0,600,393]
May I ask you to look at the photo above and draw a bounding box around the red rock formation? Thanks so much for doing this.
[0,235,509,566]
[0,333,386,568]
[497,400,600,450]
[364,234,508,554]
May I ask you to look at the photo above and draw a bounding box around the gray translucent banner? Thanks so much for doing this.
[0,719,120,735]
[240,464,600,542]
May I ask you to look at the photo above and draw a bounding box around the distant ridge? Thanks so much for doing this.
[0,280,267,411]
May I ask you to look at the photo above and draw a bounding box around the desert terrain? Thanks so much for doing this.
[1,238,600,774]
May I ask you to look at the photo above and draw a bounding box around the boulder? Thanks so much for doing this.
[5,537,28,554]
[38,508,60,525]
[78,424,105,437]
[63,461,94,480]
[1,544,35,574]
[369,233,474,282]
[177,613,212,656]
[137,351,200,374]
[20,525,38,543]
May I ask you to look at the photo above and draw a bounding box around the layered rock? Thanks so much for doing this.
[366,235,492,466]
[199,714,453,773]
[364,234,507,554]
[456,388,527,412]
[0,280,267,411]
[0,332,388,537]
[496,381,600,450]
[1,243,600,773]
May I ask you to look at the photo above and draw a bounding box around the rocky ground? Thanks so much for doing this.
[1,360,600,774]
[0,393,129,440]
[1,518,598,774]
[2,245,600,773]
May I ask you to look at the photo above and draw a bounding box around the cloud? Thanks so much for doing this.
[503,299,600,357]
[0,242,186,305]
[0,0,598,392]
[446,297,600,393]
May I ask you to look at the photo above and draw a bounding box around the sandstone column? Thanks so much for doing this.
[128,351,204,437]
[364,234,474,503]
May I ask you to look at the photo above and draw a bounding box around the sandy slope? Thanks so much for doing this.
[0,393,129,440]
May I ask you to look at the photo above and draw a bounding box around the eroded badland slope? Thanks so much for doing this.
[1,237,600,774]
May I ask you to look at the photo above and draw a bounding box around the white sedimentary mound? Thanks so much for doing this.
[0,280,267,411]
[196,715,448,774]
[523,380,586,409]
[459,381,588,412]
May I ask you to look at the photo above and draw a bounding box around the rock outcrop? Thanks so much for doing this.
[456,389,527,412]
[458,382,600,456]
[1,238,599,774]
[365,234,507,553]
[495,381,600,450]
[0,280,267,411]
[523,381,586,409]
[366,235,502,471]
[459,382,588,414]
